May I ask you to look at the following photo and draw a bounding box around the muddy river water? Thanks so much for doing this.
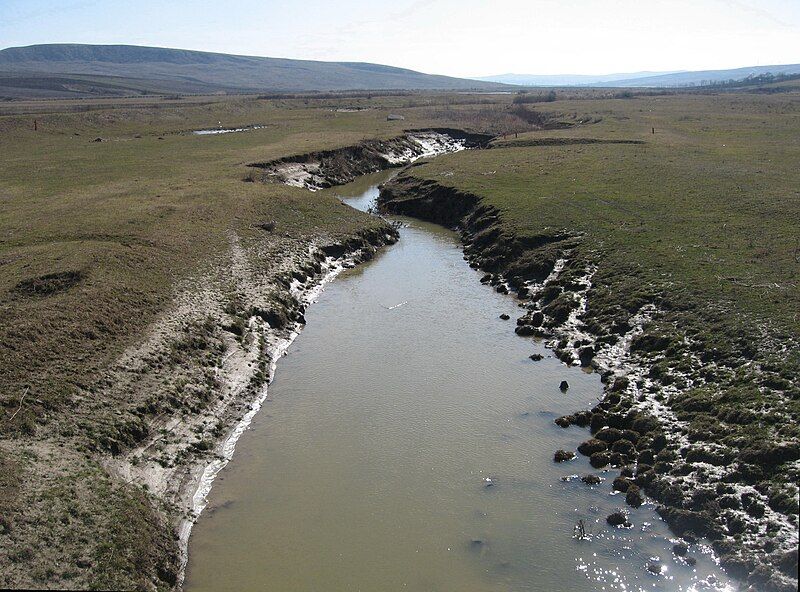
[185,171,734,591]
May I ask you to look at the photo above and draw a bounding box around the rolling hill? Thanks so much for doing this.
[600,64,800,87]
[0,44,509,98]
[474,71,685,86]
[477,64,800,88]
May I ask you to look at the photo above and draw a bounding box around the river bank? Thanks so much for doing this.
[247,129,491,189]
[378,171,799,592]
[1,223,397,590]
[105,225,398,585]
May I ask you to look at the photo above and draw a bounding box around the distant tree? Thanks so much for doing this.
[512,90,556,104]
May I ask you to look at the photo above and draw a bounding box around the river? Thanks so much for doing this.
[185,170,733,591]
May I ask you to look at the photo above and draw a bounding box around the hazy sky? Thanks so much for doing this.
[1,0,799,77]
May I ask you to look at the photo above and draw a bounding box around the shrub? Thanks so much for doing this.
[513,90,556,104]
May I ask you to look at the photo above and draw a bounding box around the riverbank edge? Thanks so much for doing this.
[91,224,398,590]
[377,173,798,592]
[173,228,398,584]
[248,129,492,190]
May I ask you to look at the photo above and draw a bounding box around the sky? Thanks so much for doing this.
[1,0,799,77]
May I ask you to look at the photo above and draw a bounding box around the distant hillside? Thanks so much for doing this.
[599,64,800,87]
[475,71,684,86]
[0,44,509,98]
[477,64,800,88]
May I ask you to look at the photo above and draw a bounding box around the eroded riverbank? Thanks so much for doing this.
[379,171,799,592]
[185,170,735,591]
[106,225,399,586]
[247,129,489,189]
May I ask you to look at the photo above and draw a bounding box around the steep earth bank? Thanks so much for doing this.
[378,174,799,592]
[248,129,491,190]
[1,224,397,591]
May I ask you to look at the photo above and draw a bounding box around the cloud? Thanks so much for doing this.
[716,0,798,28]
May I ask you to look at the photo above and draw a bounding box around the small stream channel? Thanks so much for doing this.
[185,170,734,591]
